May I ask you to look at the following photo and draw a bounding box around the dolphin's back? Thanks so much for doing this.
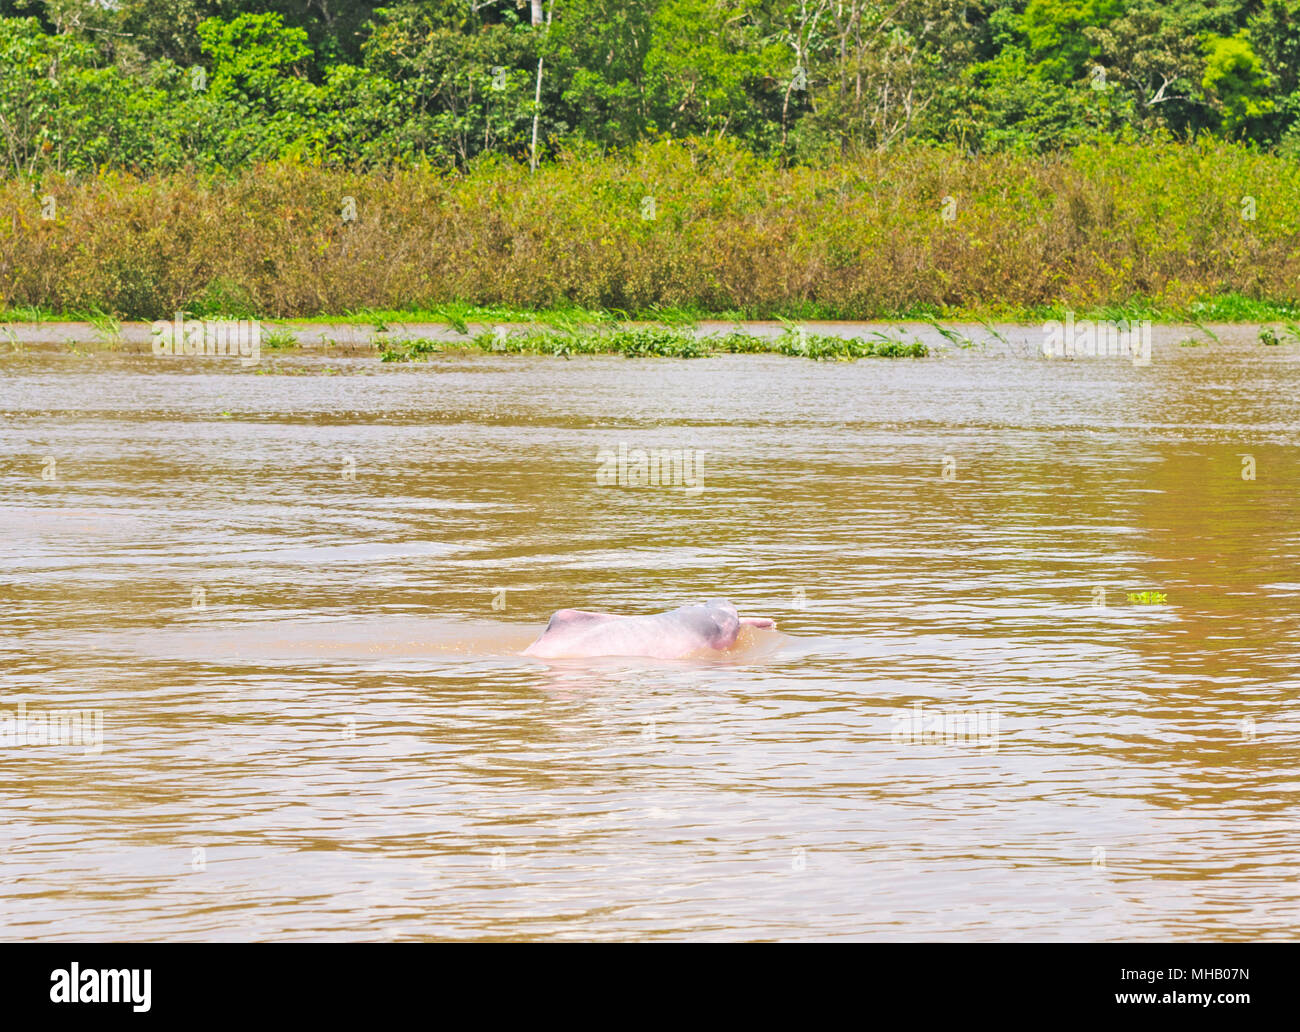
[523,599,747,659]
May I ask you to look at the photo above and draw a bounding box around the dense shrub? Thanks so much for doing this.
[3,139,1298,318]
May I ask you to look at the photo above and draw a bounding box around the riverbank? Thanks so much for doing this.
[0,318,1282,361]
[5,292,1300,330]
[4,140,1300,321]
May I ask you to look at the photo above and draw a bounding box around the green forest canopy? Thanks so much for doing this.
[2,0,1300,176]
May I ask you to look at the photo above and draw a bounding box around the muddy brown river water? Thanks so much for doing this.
[1,324,1298,940]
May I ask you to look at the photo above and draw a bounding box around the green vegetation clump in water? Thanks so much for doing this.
[1258,321,1300,346]
[778,330,927,359]
[261,327,298,350]
[377,327,928,362]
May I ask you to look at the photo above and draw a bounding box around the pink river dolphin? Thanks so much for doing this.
[523,599,777,660]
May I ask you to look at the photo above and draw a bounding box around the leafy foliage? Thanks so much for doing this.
[5,0,1300,175]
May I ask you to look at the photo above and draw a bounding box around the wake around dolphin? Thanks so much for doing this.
[523,599,776,660]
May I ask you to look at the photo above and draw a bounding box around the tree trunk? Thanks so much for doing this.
[529,2,554,171]
[530,54,544,171]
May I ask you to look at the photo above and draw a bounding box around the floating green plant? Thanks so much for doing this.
[375,326,928,362]
[262,327,298,350]
[1259,322,1300,345]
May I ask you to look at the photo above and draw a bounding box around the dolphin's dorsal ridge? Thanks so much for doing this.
[545,608,615,631]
